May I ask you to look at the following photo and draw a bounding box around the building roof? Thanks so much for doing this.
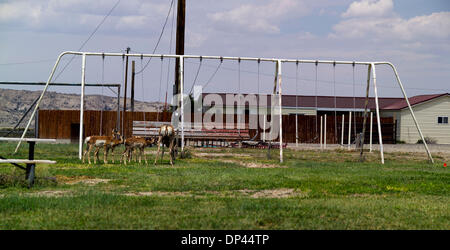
[280,95,402,110]
[381,93,449,110]
[202,93,448,111]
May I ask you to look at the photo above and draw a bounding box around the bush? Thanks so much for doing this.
[417,137,437,144]
[179,147,192,159]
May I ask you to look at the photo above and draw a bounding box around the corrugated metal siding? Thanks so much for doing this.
[398,96,450,144]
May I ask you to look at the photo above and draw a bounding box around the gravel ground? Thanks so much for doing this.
[287,143,450,153]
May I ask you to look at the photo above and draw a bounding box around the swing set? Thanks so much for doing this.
[14,50,434,164]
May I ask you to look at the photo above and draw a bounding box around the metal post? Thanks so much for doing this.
[15,53,66,153]
[388,63,434,163]
[371,63,384,164]
[174,0,185,97]
[35,107,39,138]
[320,116,323,149]
[180,56,185,152]
[348,111,352,150]
[123,47,130,138]
[295,113,298,147]
[79,53,86,160]
[26,141,35,187]
[324,114,327,149]
[360,64,372,161]
[131,60,135,113]
[341,114,344,147]
[117,85,121,132]
[370,112,373,152]
[277,60,283,163]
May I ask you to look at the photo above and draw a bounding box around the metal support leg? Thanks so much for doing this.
[79,53,86,160]
[371,63,384,164]
[180,56,185,153]
[388,63,434,163]
[277,60,283,163]
[26,141,35,187]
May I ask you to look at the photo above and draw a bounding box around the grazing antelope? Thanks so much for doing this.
[154,124,177,166]
[121,136,155,165]
[82,129,124,164]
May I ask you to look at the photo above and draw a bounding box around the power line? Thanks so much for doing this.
[134,0,174,75]
[53,0,121,81]
[183,60,450,93]
[0,58,63,66]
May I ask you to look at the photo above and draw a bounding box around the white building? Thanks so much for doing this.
[202,93,450,144]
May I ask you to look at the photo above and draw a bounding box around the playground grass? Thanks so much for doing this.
[0,142,448,229]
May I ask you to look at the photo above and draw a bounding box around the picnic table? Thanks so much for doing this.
[0,137,56,187]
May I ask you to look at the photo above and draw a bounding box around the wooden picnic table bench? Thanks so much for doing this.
[0,137,56,187]
[132,121,251,147]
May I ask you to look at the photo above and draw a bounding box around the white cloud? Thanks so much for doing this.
[0,0,170,34]
[207,0,307,34]
[342,0,393,18]
[186,32,207,49]
[115,16,149,30]
[0,1,43,26]
[332,12,450,40]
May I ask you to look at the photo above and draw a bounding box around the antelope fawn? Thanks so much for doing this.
[82,129,124,164]
[121,136,155,165]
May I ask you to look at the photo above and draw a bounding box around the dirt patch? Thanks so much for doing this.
[29,190,71,197]
[124,188,306,199]
[222,159,286,169]
[349,193,389,198]
[125,191,192,197]
[73,179,111,185]
[56,175,111,186]
[238,188,304,198]
[195,152,252,158]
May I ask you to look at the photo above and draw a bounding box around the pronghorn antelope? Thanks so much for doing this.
[154,124,177,166]
[121,136,155,165]
[82,129,124,164]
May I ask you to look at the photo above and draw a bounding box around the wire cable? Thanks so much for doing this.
[188,57,203,95]
[202,60,223,91]
[135,0,174,75]
[53,0,121,81]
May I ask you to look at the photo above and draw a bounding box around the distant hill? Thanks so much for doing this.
[0,88,164,128]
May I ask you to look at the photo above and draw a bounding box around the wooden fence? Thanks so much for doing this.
[38,110,171,141]
[282,114,396,144]
[38,110,396,144]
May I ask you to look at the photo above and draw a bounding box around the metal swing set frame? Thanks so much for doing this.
[14,51,434,164]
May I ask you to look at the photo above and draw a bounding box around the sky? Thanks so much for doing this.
[0,0,449,104]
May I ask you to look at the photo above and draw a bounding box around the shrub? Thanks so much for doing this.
[417,137,437,144]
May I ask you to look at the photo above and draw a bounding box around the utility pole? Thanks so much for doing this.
[174,0,185,97]
[131,60,135,113]
[122,47,130,138]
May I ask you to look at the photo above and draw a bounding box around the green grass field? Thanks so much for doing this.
[0,142,448,229]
